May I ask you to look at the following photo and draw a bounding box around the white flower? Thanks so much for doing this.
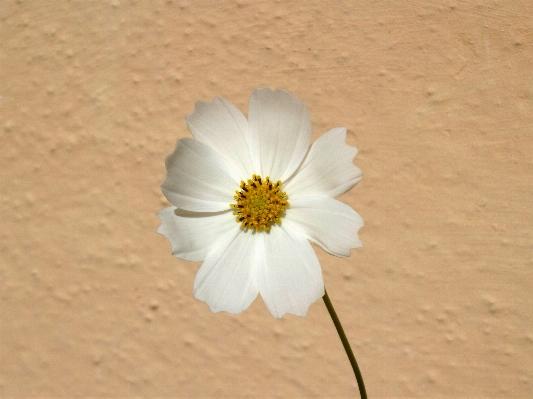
[157,88,363,318]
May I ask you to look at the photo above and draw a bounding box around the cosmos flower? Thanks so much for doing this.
[157,88,363,318]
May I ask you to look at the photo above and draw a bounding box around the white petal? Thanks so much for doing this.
[161,138,239,212]
[194,230,260,315]
[257,224,324,318]
[186,97,254,177]
[286,197,363,257]
[284,127,362,200]
[248,88,312,182]
[157,207,238,262]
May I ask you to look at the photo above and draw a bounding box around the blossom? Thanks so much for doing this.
[157,88,363,318]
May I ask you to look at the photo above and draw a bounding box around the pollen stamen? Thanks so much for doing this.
[230,174,289,232]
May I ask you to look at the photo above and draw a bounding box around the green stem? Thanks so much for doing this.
[323,289,367,399]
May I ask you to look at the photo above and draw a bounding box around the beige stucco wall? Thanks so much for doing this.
[2,1,532,397]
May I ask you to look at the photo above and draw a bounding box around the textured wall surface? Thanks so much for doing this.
[1,1,533,397]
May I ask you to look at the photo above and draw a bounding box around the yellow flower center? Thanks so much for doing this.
[230,174,289,232]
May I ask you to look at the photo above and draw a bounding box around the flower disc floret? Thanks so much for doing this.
[230,174,289,232]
